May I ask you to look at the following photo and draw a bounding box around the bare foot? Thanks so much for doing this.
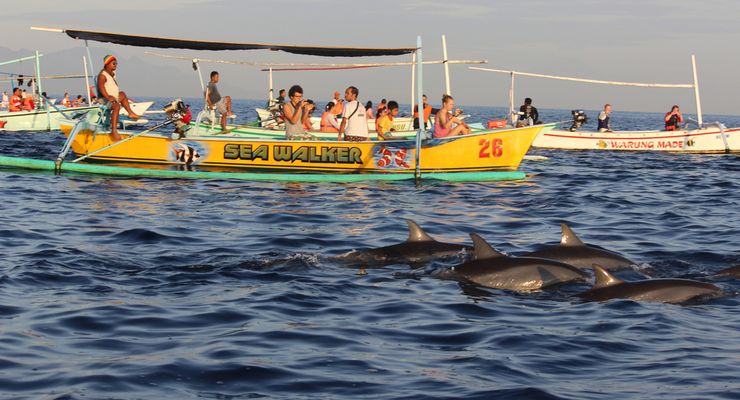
[128,113,141,120]
[110,132,123,141]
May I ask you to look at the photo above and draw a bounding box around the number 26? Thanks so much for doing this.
[479,138,503,158]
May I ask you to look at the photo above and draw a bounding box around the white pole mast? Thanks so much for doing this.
[691,54,703,127]
[410,52,416,116]
[268,67,274,106]
[414,36,424,181]
[442,34,451,96]
[83,56,92,105]
[509,72,516,125]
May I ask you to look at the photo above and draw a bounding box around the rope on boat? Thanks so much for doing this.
[469,67,694,89]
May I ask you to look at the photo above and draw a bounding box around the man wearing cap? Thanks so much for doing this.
[97,54,141,141]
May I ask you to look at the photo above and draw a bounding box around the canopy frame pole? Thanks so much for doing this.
[193,59,206,104]
[414,36,424,182]
[84,40,95,79]
[268,67,274,106]
[442,34,451,96]
[83,56,92,105]
[34,50,51,130]
[691,54,703,127]
[0,55,41,67]
[509,72,516,125]
[410,52,416,117]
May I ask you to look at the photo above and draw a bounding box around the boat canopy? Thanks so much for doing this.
[54,28,417,57]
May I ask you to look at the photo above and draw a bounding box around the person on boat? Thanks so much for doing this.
[517,97,539,127]
[1,90,9,110]
[434,94,471,138]
[376,100,399,140]
[276,89,286,104]
[21,90,35,111]
[365,101,374,120]
[282,84,315,140]
[376,98,387,115]
[664,105,683,131]
[97,55,142,141]
[8,88,22,112]
[205,70,234,131]
[61,92,71,107]
[413,95,439,129]
[320,103,340,133]
[302,99,316,131]
[339,86,369,141]
[330,91,344,115]
[73,95,85,107]
[598,104,613,132]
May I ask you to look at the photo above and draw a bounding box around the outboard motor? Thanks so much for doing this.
[163,98,192,138]
[569,110,587,132]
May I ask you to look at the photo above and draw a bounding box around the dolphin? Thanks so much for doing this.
[716,265,740,278]
[335,219,472,267]
[523,224,634,270]
[578,265,723,304]
[440,233,589,291]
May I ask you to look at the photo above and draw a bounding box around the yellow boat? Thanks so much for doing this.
[59,112,547,174]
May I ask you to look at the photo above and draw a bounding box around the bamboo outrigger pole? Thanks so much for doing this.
[414,36,424,181]
[442,34,451,96]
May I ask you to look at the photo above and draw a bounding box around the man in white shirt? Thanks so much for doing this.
[338,86,369,141]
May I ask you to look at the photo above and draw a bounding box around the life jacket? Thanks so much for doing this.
[9,95,22,111]
[320,111,339,133]
[665,113,681,131]
[413,104,432,122]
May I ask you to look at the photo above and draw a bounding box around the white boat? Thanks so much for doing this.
[471,56,740,153]
[0,101,153,131]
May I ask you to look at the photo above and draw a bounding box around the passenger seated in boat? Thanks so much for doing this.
[282,85,315,140]
[302,99,316,131]
[8,88,22,112]
[205,70,234,131]
[413,95,438,129]
[21,91,35,111]
[664,105,683,131]
[376,98,387,115]
[320,103,340,133]
[377,100,399,140]
[97,55,142,141]
[73,95,85,107]
[516,97,539,127]
[339,86,369,141]
[330,91,344,115]
[61,92,71,107]
[434,94,471,138]
[0,90,8,110]
[598,104,613,132]
[365,101,374,120]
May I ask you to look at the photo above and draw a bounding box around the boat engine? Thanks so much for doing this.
[569,110,587,132]
[164,99,192,138]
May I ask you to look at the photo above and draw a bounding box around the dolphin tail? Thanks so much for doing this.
[560,223,586,247]
[405,219,436,242]
[469,233,506,260]
[591,264,624,289]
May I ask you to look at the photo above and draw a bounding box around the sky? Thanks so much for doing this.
[1,0,739,115]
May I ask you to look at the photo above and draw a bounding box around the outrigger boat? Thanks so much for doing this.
[471,56,739,153]
[0,27,551,182]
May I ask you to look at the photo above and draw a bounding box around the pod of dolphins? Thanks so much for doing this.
[339,220,737,305]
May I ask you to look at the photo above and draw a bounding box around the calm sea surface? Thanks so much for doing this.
[1,99,739,399]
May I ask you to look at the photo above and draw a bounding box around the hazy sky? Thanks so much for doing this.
[1,0,739,115]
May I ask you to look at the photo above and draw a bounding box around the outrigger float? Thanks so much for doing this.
[0,27,550,182]
[471,56,739,153]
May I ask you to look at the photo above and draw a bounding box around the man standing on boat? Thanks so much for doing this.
[205,71,234,131]
[97,55,141,141]
[664,105,683,131]
[339,86,369,141]
[598,104,613,132]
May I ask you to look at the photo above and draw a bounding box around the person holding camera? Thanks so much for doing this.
[434,94,471,138]
[282,85,315,140]
[598,104,613,132]
[664,105,683,131]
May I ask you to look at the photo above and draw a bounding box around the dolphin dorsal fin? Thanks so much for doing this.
[591,264,623,289]
[469,233,505,260]
[406,220,436,242]
[560,224,585,247]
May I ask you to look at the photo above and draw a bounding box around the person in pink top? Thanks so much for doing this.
[434,94,470,138]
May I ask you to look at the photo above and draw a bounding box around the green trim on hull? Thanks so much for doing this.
[0,156,526,182]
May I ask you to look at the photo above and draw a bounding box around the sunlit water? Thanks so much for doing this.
[0,99,738,399]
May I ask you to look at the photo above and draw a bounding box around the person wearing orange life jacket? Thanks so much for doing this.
[664,105,683,131]
[9,88,22,112]
[21,90,35,111]
[412,94,439,129]
[320,103,340,133]
[61,92,71,107]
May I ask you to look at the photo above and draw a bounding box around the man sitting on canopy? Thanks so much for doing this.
[97,55,141,141]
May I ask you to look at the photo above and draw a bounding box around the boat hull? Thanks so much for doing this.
[0,107,99,131]
[60,118,546,174]
[185,122,417,141]
[532,127,740,153]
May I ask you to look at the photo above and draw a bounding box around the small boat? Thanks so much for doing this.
[0,101,152,132]
[471,56,740,153]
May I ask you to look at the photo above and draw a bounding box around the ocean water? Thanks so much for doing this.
[0,99,739,400]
